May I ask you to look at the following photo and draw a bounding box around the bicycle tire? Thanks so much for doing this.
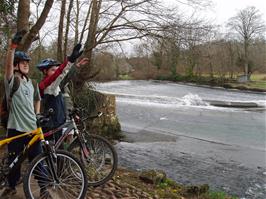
[68,133,118,187]
[23,150,88,199]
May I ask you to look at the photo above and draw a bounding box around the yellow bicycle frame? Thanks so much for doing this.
[0,127,44,149]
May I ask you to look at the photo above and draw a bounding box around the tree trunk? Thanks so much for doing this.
[19,0,54,51]
[74,0,80,46]
[17,0,30,32]
[57,0,66,62]
[75,0,102,89]
[79,2,92,43]
[244,39,249,80]
[63,0,74,58]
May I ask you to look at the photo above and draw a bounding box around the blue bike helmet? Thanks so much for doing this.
[14,51,31,65]
[36,58,61,71]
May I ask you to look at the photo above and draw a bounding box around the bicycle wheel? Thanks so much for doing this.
[68,133,118,187]
[23,150,88,199]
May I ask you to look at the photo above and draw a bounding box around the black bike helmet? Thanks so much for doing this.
[36,58,61,71]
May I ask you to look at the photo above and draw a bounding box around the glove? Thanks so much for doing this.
[11,30,27,48]
[68,43,83,63]
[36,113,43,122]
[36,113,43,121]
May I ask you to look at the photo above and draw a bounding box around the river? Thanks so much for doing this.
[95,80,266,198]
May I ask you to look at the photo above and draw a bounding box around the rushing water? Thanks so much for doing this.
[94,80,266,198]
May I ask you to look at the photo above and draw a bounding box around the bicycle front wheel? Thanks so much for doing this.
[23,150,88,199]
[69,133,118,187]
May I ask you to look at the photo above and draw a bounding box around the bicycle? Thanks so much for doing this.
[0,117,88,199]
[42,108,118,187]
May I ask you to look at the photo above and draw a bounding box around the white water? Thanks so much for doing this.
[95,80,266,198]
[95,80,266,109]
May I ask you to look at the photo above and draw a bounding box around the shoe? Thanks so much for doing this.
[40,187,53,199]
[0,187,17,199]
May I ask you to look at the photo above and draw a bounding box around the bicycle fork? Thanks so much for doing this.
[42,141,60,184]
[73,119,90,160]
[74,132,90,165]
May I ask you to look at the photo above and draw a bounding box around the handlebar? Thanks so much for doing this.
[37,108,102,127]
[68,108,103,121]
[36,108,54,127]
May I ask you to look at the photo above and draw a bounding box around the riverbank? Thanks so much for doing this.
[7,167,235,199]
[86,167,236,199]
[155,74,266,93]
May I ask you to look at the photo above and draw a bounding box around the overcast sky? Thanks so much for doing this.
[164,0,265,25]
[38,0,266,55]
[206,0,266,24]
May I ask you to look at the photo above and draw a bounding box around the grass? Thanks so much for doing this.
[205,191,239,199]
[156,73,266,91]
[250,73,266,81]
[119,74,133,80]
[238,81,266,90]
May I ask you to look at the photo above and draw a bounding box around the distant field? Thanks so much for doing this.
[250,73,266,81]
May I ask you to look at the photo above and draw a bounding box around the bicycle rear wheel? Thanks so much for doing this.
[23,150,88,199]
[68,133,118,187]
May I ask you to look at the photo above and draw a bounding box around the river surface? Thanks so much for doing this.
[94,80,266,198]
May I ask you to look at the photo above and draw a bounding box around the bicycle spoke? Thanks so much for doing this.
[24,151,87,199]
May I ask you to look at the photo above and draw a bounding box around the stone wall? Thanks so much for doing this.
[81,92,123,141]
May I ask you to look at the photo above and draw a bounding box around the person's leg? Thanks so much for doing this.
[27,141,42,162]
[54,129,63,144]
[7,129,24,189]
[27,141,46,185]
[28,141,52,198]
[1,129,24,198]
[54,129,64,149]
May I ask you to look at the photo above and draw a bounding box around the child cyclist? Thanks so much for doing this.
[36,44,87,144]
[0,31,44,198]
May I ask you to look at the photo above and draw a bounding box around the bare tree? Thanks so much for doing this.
[73,0,82,45]
[76,0,183,87]
[63,0,74,58]
[0,0,16,53]
[57,0,66,62]
[0,0,16,30]
[227,6,266,80]
[17,0,55,51]
[58,0,211,87]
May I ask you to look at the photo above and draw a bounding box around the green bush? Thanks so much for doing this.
[205,191,238,199]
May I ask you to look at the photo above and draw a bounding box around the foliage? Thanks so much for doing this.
[119,74,133,80]
[71,87,123,141]
[204,191,238,199]
[157,178,178,188]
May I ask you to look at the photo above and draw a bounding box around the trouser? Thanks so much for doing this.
[7,129,43,189]
[43,127,63,149]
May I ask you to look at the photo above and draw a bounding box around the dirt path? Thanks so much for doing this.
[2,168,158,199]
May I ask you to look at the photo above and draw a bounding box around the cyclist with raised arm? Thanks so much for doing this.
[36,44,86,144]
[0,31,43,198]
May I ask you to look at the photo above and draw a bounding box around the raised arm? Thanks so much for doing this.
[39,59,69,90]
[5,41,15,81]
[60,58,89,90]
[5,30,27,81]
[39,44,84,91]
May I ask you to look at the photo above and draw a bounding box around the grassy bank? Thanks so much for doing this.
[156,74,266,92]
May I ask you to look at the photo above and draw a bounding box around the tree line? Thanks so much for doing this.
[0,0,265,84]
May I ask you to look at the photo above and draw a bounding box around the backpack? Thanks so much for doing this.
[0,76,20,129]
